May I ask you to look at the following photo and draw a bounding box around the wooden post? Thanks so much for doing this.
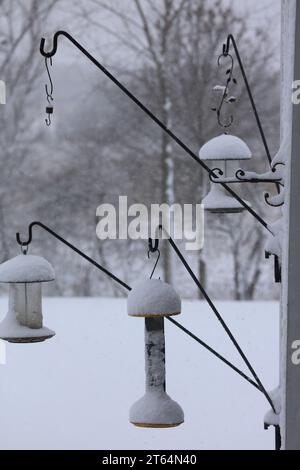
[281,0,300,450]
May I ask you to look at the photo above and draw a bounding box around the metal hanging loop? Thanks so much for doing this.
[45,57,54,126]
[215,53,235,129]
[21,244,28,255]
[148,238,160,279]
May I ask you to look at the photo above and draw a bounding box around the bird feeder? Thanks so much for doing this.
[0,254,55,343]
[199,133,252,213]
[128,279,184,428]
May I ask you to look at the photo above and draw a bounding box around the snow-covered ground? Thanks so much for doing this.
[0,298,279,450]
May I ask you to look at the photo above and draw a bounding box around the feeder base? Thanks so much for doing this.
[3,334,55,344]
[128,311,180,318]
[206,208,245,214]
[131,421,184,428]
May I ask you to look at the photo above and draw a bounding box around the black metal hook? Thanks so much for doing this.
[16,220,276,426]
[215,53,235,129]
[45,57,53,101]
[209,167,224,183]
[148,237,159,253]
[38,31,272,234]
[40,32,62,58]
[264,192,284,208]
[16,221,131,291]
[148,248,161,279]
[148,238,160,279]
[16,221,40,247]
[222,34,280,195]
[44,57,54,126]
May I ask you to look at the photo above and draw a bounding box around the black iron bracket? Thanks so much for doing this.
[209,164,284,186]
[16,220,274,409]
[16,220,278,447]
[16,221,131,291]
[222,35,280,195]
[39,31,272,235]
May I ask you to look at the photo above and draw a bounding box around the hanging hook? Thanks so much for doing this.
[264,192,284,208]
[16,227,32,247]
[213,53,235,129]
[44,57,54,126]
[148,238,160,279]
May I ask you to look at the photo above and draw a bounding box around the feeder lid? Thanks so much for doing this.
[0,255,55,283]
[127,279,181,318]
[0,311,55,344]
[130,391,184,428]
[199,134,252,161]
[202,184,249,214]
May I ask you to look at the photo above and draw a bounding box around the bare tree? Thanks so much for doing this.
[0,0,61,262]
[74,0,279,299]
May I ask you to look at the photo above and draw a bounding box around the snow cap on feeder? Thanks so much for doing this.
[0,254,55,343]
[127,279,181,318]
[199,133,252,161]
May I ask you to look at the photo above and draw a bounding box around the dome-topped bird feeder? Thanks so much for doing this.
[0,254,55,343]
[199,133,252,213]
[128,279,184,428]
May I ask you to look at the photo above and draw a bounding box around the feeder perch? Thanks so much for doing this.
[128,280,184,428]
[199,134,251,213]
[0,254,55,343]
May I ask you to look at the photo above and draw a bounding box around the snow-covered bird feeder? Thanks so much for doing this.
[0,254,55,343]
[199,133,251,213]
[127,279,184,428]
[127,279,181,318]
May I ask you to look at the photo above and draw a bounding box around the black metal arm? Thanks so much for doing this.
[211,35,281,192]
[16,220,273,408]
[39,31,272,234]
[16,221,131,291]
[223,35,278,178]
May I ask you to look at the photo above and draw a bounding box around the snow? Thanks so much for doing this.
[238,166,284,182]
[130,391,184,427]
[127,279,181,317]
[264,386,281,427]
[0,297,279,450]
[199,134,252,161]
[0,255,55,283]
[265,219,284,258]
[213,85,226,93]
[202,184,246,212]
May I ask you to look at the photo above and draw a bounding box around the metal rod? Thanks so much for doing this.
[16,221,131,291]
[275,425,282,451]
[39,31,271,234]
[167,316,260,391]
[16,221,265,397]
[155,226,276,413]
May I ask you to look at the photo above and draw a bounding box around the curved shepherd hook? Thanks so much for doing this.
[216,53,234,129]
[222,34,280,195]
[39,31,272,234]
[16,220,276,415]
